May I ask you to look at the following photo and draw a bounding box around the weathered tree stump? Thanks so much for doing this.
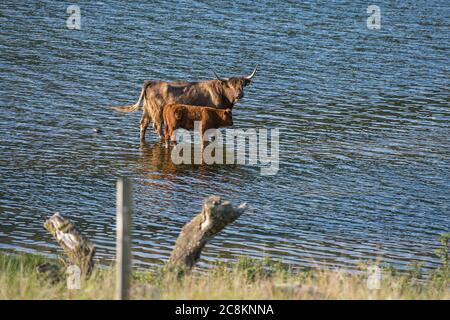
[44,212,95,276]
[169,196,248,269]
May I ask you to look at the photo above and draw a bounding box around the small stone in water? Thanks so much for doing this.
[93,128,102,133]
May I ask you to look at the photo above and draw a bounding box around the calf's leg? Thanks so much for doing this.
[171,130,177,147]
[200,125,206,153]
[164,125,171,148]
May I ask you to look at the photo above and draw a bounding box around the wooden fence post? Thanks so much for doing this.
[116,177,133,300]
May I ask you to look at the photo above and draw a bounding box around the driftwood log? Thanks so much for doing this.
[44,212,95,276]
[169,195,248,269]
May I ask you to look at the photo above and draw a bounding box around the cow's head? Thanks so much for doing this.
[213,66,258,105]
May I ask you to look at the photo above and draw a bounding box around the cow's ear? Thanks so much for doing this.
[244,79,251,86]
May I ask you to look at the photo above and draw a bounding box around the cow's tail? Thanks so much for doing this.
[111,81,151,113]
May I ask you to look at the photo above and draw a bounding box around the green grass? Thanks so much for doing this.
[1,249,448,300]
[1,233,448,300]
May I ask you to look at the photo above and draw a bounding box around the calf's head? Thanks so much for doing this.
[220,108,233,126]
[214,66,258,104]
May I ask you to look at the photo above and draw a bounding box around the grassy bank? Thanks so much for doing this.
[1,247,449,300]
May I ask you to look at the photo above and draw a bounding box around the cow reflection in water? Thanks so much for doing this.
[139,141,177,178]
[138,141,234,181]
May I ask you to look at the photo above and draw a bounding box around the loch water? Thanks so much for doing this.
[0,1,449,271]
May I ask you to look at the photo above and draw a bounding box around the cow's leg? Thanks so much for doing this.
[140,113,150,142]
[153,106,164,140]
[146,99,164,140]
[155,119,164,140]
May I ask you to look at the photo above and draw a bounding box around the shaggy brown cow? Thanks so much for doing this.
[112,66,257,141]
[163,104,233,149]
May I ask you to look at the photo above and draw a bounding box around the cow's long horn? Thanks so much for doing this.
[213,71,224,81]
[245,65,258,80]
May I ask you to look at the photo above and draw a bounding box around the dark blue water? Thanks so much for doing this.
[0,0,449,271]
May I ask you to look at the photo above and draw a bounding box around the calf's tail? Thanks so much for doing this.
[111,80,152,113]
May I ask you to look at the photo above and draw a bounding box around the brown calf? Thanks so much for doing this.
[163,104,233,149]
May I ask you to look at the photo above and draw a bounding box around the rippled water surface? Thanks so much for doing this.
[1,1,449,271]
